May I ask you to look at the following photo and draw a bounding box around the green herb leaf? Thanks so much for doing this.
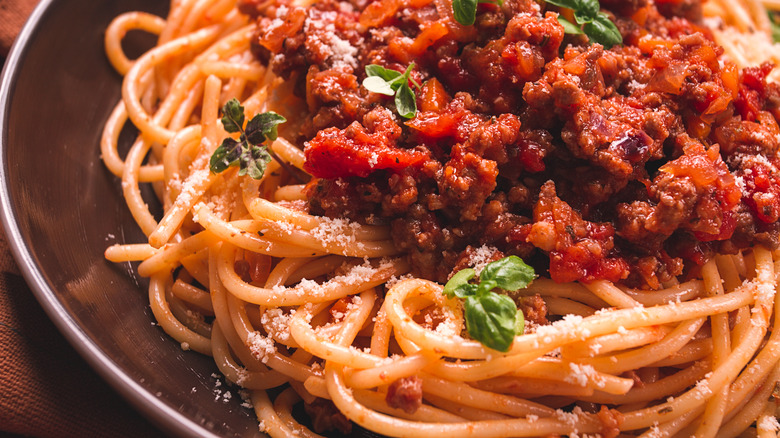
[464,293,520,352]
[515,307,525,336]
[441,256,535,352]
[240,145,272,180]
[365,64,402,82]
[444,268,476,297]
[584,13,623,48]
[395,84,417,119]
[452,0,504,26]
[210,137,242,173]
[545,0,580,10]
[770,12,780,43]
[221,99,245,133]
[246,112,286,143]
[547,0,622,47]
[557,16,584,34]
[479,255,536,292]
[209,100,285,180]
[362,63,419,119]
[476,278,498,296]
[363,76,396,96]
[454,283,479,299]
[574,0,599,23]
[453,0,478,26]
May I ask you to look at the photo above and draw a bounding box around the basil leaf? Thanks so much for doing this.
[515,308,525,336]
[574,0,599,23]
[770,12,780,43]
[444,268,476,297]
[246,111,286,143]
[395,84,417,119]
[442,256,535,351]
[210,137,241,173]
[557,16,583,34]
[363,76,396,96]
[454,283,479,298]
[479,255,536,292]
[584,13,622,48]
[476,278,498,296]
[546,0,581,10]
[221,98,245,133]
[365,64,402,82]
[464,293,519,352]
[453,0,478,26]
[548,0,620,47]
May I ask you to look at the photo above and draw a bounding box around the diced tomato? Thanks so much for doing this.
[735,63,774,121]
[257,7,306,53]
[742,161,780,224]
[694,211,736,242]
[304,123,429,178]
[418,77,451,113]
[359,0,400,28]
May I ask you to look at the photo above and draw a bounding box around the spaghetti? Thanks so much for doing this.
[103,0,780,436]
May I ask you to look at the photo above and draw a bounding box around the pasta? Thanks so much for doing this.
[102,0,780,436]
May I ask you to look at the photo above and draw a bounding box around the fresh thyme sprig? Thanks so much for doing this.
[209,99,286,180]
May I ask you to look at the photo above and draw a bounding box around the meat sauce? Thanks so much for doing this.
[241,0,780,289]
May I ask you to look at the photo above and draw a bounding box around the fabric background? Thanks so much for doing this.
[0,0,38,58]
[1,1,166,436]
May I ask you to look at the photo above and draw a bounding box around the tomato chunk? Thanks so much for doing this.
[304,123,429,178]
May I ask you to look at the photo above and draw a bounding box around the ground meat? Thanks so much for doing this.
[246,0,780,289]
[305,67,368,135]
[303,398,353,434]
[640,173,699,236]
[450,245,504,274]
[600,0,648,17]
[385,375,423,414]
[462,11,565,111]
[391,205,456,282]
[527,181,629,283]
[438,144,499,221]
[518,294,548,326]
[656,0,703,22]
[237,0,280,18]
[615,135,741,274]
[597,405,624,438]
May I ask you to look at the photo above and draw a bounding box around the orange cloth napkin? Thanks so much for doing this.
[0,0,38,57]
[0,2,165,436]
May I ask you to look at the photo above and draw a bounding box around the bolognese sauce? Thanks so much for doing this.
[240,0,780,289]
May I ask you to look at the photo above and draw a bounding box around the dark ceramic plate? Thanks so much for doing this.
[0,1,266,436]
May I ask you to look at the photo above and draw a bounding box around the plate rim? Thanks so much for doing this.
[0,1,222,436]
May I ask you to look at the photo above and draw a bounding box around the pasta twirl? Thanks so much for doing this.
[103,0,780,436]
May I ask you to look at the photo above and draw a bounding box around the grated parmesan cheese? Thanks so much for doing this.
[309,217,361,249]
[261,308,293,342]
[757,414,780,432]
[468,245,500,275]
[565,363,598,387]
[247,331,277,363]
